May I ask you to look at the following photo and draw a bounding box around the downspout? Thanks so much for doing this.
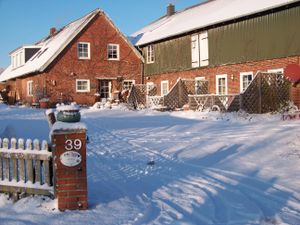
[141,62,144,84]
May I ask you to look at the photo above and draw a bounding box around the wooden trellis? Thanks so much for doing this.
[189,94,240,111]
[127,84,157,109]
[189,72,291,113]
[128,73,290,113]
[0,138,53,196]
[162,78,209,110]
[240,72,291,113]
[127,79,209,110]
[147,96,164,109]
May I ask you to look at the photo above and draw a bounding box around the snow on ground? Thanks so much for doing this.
[1,104,300,225]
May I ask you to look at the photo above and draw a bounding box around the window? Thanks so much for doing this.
[216,74,227,95]
[147,82,155,95]
[99,80,112,99]
[195,77,206,94]
[76,79,90,92]
[27,81,33,96]
[161,80,169,96]
[77,42,90,59]
[123,80,135,91]
[240,72,253,93]
[146,45,155,64]
[108,44,119,60]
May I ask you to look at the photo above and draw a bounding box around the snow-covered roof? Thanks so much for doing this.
[0,9,101,82]
[0,8,143,82]
[131,0,299,46]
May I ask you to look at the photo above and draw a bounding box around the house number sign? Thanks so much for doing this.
[60,139,83,167]
[65,139,82,151]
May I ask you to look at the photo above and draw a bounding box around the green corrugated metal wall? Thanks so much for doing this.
[143,5,300,76]
[209,5,300,66]
[142,36,191,75]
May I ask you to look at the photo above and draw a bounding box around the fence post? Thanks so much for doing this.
[51,122,88,211]
[239,94,243,111]
[258,74,262,114]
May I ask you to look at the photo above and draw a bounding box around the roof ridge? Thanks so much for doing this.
[35,8,102,45]
[132,0,299,45]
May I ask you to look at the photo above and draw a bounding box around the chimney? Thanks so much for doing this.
[167,3,175,17]
[50,27,56,36]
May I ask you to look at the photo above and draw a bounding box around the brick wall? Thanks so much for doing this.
[146,56,300,107]
[14,13,142,106]
[52,130,88,211]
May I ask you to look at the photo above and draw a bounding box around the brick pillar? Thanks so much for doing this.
[51,122,88,211]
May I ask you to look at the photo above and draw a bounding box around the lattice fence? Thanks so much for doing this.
[147,96,164,109]
[163,79,209,110]
[127,84,157,109]
[189,94,240,111]
[240,72,291,113]
[0,138,53,197]
[189,72,291,113]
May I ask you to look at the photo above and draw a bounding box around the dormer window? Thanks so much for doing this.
[11,50,25,69]
[10,46,41,69]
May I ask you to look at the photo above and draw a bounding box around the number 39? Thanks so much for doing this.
[65,139,82,151]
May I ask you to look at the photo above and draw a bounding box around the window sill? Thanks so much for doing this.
[78,57,90,60]
[76,91,90,93]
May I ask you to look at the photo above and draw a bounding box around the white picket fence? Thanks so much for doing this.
[0,138,53,196]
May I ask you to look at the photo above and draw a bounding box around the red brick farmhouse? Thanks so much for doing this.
[0,9,143,106]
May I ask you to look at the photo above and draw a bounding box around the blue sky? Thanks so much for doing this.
[0,0,203,68]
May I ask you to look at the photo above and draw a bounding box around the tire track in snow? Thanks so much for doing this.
[84,117,300,224]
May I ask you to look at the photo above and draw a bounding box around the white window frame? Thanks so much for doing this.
[76,79,90,93]
[267,68,284,74]
[107,44,120,60]
[12,55,16,69]
[161,80,169,96]
[77,42,90,60]
[216,74,228,95]
[240,72,253,93]
[146,45,155,64]
[27,80,33,96]
[146,82,155,95]
[195,76,205,94]
[122,80,135,90]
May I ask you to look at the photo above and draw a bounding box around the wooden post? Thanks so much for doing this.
[46,109,56,128]
[34,139,41,184]
[239,94,243,111]
[18,139,25,182]
[258,73,262,114]
[11,138,18,181]
[26,139,34,183]
[0,138,2,181]
[3,138,9,181]
[51,122,88,211]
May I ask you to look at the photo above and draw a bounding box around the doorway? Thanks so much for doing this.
[99,80,112,100]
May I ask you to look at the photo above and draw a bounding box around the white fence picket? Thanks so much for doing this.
[0,137,53,196]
